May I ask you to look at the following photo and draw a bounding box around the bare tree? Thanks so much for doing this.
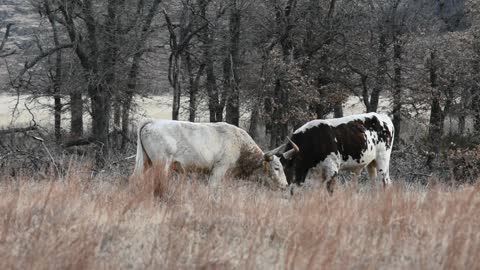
[224,0,242,126]
[164,3,207,121]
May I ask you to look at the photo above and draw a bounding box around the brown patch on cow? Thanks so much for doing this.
[363,116,393,149]
[367,160,377,180]
[326,179,336,195]
[231,146,263,178]
[143,151,152,171]
[138,121,154,171]
[333,120,369,163]
[172,161,211,174]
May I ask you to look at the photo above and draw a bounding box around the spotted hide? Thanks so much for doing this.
[267,113,394,193]
[133,120,288,190]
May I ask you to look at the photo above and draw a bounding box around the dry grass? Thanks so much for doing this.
[0,162,479,270]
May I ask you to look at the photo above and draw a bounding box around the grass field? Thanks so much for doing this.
[0,162,478,270]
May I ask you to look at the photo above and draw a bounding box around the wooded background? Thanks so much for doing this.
[1,0,480,177]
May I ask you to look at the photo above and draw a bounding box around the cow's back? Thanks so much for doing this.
[288,113,394,173]
[140,120,242,170]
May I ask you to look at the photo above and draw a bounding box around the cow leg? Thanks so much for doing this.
[209,166,228,187]
[164,159,173,176]
[376,156,392,186]
[366,161,377,182]
[285,166,295,185]
[294,167,309,186]
[323,168,338,195]
[352,167,363,182]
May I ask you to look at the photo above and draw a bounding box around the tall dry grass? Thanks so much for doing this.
[0,162,479,270]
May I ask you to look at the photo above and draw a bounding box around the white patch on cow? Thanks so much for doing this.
[295,112,383,134]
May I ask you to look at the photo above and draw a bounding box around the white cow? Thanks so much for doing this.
[133,120,288,189]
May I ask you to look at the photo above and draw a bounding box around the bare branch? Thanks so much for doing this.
[16,43,73,80]
[63,137,94,148]
[0,23,14,52]
[0,125,38,135]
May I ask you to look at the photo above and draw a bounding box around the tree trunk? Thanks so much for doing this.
[248,103,260,140]
[334,103,343,118]
[112,98,122,147]
[121,93,133,149]
[70,91,83,138]
[171,54,181,120]
[204,37,221,122]
[104,0,121,147]
[270,78,289,148]
[198,0,222,122]
[90,85,111,159]
[473,35,480,132]
[122,0,162,148]
[185,53,204,122]
[472,89,480,131]
[458,115,466,134]
[45,0,63,142]
[225,0,241,126]
[54,95,62,141]
[392,39,402,141]
[113,98,121,128]
[428,51,443,151]
[369,33,388,113]
[268,0,296,147]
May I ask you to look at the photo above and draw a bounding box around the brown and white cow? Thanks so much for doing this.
[266,113,394,193]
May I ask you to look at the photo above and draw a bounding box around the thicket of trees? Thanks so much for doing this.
[1,0,480,167]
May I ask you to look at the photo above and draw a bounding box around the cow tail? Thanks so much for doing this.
[134,121,153,175]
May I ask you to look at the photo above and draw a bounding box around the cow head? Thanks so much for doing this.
[262,153,288,190]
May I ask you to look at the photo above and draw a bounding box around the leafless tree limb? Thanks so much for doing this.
[0,23,14,52]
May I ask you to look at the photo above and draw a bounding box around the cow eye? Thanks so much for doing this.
[274,168,280,171]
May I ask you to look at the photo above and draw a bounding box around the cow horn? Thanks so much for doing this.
[282,149,296,160]
[264,143,287,159]
[282,137,299,160]
[286,137,300,152]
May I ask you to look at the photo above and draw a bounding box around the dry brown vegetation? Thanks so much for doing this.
[0,162,479,270]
